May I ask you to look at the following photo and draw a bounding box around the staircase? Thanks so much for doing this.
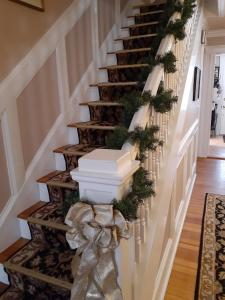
[0,2,169,299]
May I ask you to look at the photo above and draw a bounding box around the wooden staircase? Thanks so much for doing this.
[0,2,168,299]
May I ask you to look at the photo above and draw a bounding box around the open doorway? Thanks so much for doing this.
[208,54,225,159]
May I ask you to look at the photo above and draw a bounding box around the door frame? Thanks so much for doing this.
[198,45,225,156]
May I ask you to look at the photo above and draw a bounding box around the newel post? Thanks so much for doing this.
[70,149,140,300]
[70,149,140,203]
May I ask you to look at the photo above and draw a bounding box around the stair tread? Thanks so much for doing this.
[18,201,47,220]
[127,9,164,18]
[68,120,116,130]
[17,201,68,230]
[122,21,159,29]
[37,170,62,183]
[115,33,156,41]
[90,81,139,87]
[54,143,104,155]
[4,260,72,290]
[108,47,151,55]
[27,216,68,231]
[99,63,148,70]
[37,170,78,189]
[0,238,30,263]
[80,101,122,106]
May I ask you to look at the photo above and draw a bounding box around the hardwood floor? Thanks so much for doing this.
[165,158,225,300]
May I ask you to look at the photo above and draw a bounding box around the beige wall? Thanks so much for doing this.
[98,0,116,46]
[0,121,11,212]
[17,52,60,168]
[66,7,93,95]
[0,0,73,82]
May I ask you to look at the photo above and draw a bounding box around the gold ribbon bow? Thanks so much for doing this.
[65,202,131,300]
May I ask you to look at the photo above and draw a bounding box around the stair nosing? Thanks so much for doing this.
[46,180,76,189]
[122,21,159,29]
[115,33,157,41]
[127,9,164,18]
[18,201,47,220]
[0,238,30,263]
[27,216,68,232]
[80,101,122,106]
[99,63,149,70]
[4,261,72,290]
[68,122,116,130]
[90,81,139,87]
[108,47,151,55]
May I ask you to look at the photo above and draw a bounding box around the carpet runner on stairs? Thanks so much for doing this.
[0,2,167,299]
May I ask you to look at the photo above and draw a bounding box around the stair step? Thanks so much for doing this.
[18,201,47,220]
[68,121,116,130]
[127,9,164,18]
[108,47,151,55]
[99,63,148,70]
[80,101,122,106]
[122,21,159,29]
[0,238,30,263]
[115,33,156,41]
[90,81,139,87]
[27,216,68,232]
[37,171,77,189]
[54,143,104,156]
[4,261,72,290]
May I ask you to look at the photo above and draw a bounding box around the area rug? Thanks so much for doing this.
[195,193,225,299]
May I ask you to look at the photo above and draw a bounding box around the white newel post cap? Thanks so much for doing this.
[70,149,140,204]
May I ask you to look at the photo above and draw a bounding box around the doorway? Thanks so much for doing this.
[208,54,225,158]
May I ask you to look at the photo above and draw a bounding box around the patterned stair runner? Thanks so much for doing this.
[0,2,167,299]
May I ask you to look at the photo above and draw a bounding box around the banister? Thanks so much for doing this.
[122,12,181,155]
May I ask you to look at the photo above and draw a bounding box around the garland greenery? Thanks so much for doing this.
[113,167,155,220]
[64,0,196,221]
[140,51,177,81]
[150,83,178,113]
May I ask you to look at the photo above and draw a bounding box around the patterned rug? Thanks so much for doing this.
[195,193,225,299]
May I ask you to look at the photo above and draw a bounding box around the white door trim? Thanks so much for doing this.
[198,45,225,157]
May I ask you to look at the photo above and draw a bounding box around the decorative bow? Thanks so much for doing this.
[65,202,131,300]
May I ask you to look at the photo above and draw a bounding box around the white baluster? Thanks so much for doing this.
[134,219,141,263]
[139,204,146,243]
[144,200,150,227]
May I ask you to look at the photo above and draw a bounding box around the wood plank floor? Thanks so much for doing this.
[165,158,225,300]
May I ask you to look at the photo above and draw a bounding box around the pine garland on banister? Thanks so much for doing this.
[64,0,196,221]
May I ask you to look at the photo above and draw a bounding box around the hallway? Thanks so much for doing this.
[165,158,225,299]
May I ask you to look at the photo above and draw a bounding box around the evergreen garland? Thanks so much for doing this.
[156,51,177,73]
[129,126,161,161]
[62,190,80,217]
[106,126,129,150]
[118,91,149,127]
[165,19,186,41]
[150,83,178,113]
[113,167,155,220]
